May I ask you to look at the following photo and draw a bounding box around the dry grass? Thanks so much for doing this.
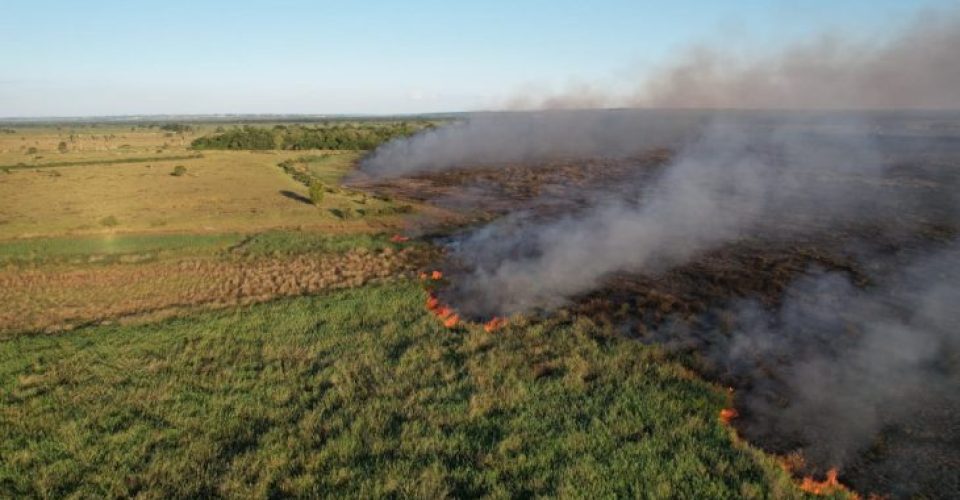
[0,126,415,239]
[0,150,403,238]
[0,240,431,336]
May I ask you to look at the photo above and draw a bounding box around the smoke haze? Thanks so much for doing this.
[709,244,960,496]
[356,7,960,497]
[362,13,960,178]
[518,11,960,111]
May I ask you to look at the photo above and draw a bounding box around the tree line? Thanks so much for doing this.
[190,122,434,150]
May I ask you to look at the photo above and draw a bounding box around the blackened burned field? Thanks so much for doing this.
[349,149,672,219]
[352,123,960,499]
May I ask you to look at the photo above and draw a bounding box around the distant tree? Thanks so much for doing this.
[189,121,434,151]
[57,141,68,153]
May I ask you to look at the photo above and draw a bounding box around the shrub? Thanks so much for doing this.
[26,147,37,155]
[309,182,325,205]
[57,141,68,153]
[99,216,119,227]
[171,165,187,177]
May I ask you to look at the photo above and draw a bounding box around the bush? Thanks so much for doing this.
[309,182,325,205]
[57,141,68,153]
[171,165,187,177]
[26,147,37,155]
[99,216,119,227]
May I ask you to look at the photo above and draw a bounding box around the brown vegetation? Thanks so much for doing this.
[0,246,428,335]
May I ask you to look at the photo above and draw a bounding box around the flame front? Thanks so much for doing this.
[799,468,847,496]
[484,317,509,333]
[719,408,738,425]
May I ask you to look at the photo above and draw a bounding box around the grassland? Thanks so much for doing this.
[0,232,431,336]
[0,124,417,239]
[0,123,429,335]
[0,122,841,498]
[0,281,809,498]
[0,149,402,239]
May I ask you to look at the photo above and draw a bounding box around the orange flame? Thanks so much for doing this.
[799,468,846,496]
[719,408,738,425]
[484,317,509,333]
[390,234,410,243]
[435,306,454,320]
[431,270,443,280]
[424,292,460,329]
[443,314,460,328]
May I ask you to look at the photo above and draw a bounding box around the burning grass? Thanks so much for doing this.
[353,140,959,498]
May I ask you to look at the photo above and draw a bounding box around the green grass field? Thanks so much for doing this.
[0,281,807,498]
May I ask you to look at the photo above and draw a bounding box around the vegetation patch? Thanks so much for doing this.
[190,122,433,151]
[0,281,803,498]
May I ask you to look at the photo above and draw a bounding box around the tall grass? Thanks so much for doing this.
[0,281,808,498]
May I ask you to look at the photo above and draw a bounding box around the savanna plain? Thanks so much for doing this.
[0,118,909,498]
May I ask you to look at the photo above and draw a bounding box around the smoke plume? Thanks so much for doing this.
[359,109,705,177]
[420,113,960,496]
[513,11,960,111]
[444,114,955,315]
[355,8,960,497]
[362,12,960,178]
[702,244,960,496]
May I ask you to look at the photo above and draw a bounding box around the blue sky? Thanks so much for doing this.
[0,0,953,117]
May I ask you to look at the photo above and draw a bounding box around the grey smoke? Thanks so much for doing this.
[635,12,960,110]
[515,11,960,111]
[413,113,959,496]
[355,8,960,495]
[361,13,960,178]
[360,109,705,177]
[445,115,913,317]
[703,244,960,496]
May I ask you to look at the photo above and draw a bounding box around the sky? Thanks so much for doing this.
[0,0,954,117]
